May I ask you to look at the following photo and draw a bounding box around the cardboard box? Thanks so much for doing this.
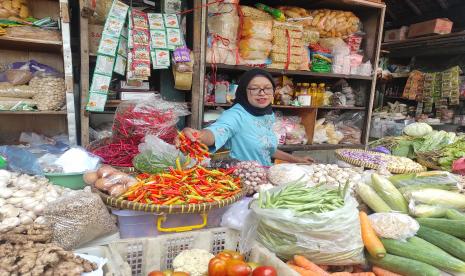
[88,24,104,55]
[408,18,453,38]
[384,26,409,42]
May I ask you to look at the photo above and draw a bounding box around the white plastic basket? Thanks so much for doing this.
[108,227,298,276]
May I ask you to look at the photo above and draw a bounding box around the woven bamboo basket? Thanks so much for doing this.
[87,137,136,173]
[94,188,245,214]
[335,149,426,174]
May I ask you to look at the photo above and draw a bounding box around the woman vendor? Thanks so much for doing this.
[178,69,313,166]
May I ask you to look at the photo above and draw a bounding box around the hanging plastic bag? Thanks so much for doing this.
[368,213,419,241]
[241,189,364,265]
[221,197,253,231]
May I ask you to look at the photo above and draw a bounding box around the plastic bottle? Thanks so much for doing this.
[294,83,302,99]
[318,83,326,106]
[310,83,318,107]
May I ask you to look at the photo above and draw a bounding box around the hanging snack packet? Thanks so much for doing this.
[151,29,167,49]
[90,74,112,94]
[163,14,180,28]
[104,16,125,37]
[98,35,119,56]
[94,56,116,76]
[148,13,165,30]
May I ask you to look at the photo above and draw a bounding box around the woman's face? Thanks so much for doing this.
[246,76,274,108]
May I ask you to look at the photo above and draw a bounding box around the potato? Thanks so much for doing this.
[94,178,109,191]
[97,165,117,178]
[83,171,98,185]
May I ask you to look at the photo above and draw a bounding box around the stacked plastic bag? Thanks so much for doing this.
[238,6,273,65]
[206,0,240,65]
[268,21,308,70]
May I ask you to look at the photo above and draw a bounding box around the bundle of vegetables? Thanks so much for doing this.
[177,132,210,163]
[421,137,465,171]
[248,182,364,265]
[90,137,139,167]
[133,152,190,174]
[120,166,241,205]
[369,130,456,159]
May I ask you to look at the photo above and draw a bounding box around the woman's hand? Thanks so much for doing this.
[175,127,200,147]
[293,156,314,164]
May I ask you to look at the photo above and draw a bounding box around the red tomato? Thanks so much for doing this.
[148,271,164,276]
[226,260,252,276]
[252,266,278,276]
[172,272,189,276]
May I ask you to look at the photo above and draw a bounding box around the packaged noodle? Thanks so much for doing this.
[307,9,360,38]
[241,17,272,40]
[207,13,240,41]
[239,39,272,60]
[239,5,272,20]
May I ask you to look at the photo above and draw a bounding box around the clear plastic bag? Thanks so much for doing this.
[30,74,65,111]
[267,164,310,186]
[0,82,35,98]
[389,171,461,191]
[5,69,33,85]
[239,38,272,54]
[368,213,419,241]
[241,18,272,41]
[43,188,118,250]
[241,193,364,265]
[133,134,189,174]
[221,197,253,231]
[208,13,240,41]
[112,94,190,144]
[0,146,43,175]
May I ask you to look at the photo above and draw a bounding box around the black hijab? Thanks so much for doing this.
[233,69,275,116]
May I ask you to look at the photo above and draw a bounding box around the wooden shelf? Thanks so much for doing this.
[207,64,373,80]
[278,143,365,152]
[0,36,62,52]
[105,100,122,108]
[204,103,365,110]
[0,110,67,115]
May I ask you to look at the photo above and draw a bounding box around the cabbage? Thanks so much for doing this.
[403,122,433,137]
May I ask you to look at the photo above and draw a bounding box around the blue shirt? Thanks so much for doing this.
[206,104,278,166]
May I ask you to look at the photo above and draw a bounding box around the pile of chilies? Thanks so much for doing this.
[91,103,178,167]
[120,165,241,204]
[177,132,210,162]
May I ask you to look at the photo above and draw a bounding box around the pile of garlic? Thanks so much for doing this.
[0,170,71,233]
[300,164,364,189]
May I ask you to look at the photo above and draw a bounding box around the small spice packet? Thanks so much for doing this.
[98,34,119,56]
[86,92,108,112]
[164,14,179,28]
[166,28,183,47]
[109,1,129,20]
[131,9,149,29]
[133,44,151,61]
[90,74,112,94]
[118,37,128,57]
[173,46,191,62]
[150,29,167,49]
[148,13,165,30]
[154,49,170,67]
[151,51,168,69]
[132,60,151,78]
[103,16,125,37]
[94,55,115,76]
[131,29,150,45]
[114,55,127,76]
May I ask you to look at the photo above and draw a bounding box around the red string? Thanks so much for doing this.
[285,29,291,70]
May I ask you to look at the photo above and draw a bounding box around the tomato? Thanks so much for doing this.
[252,266,277,276]
[162,270,173,276]
[222,250,244,261]
[148,271,164,276]
[209,257,227,276]
[226,259,252,276]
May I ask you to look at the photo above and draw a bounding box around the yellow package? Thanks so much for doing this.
[241,17,272,41]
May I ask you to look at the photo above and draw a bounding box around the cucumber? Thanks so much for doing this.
[367,253,440,276]
[381,237,465,272]
[371,173,408,213]
[446,209,465,220]
[417,226,465,262]
[417,218,465,238]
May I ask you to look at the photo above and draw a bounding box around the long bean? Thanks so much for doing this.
[259,183,345,215]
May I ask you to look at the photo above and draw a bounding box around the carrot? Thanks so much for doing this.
[372,266,402,276]
[288,260,296,265]
[351,273,375,276]
[359,211,386,259]
[288,264,321,276]
[330,273,352,276]
[294,255,330,276]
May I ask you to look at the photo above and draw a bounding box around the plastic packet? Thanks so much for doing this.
[54,147,100,173]
[0,83,35,98]
[368,213,419,241]
[133,134,188,174]
[43,188,118,250]
[208,13,240,41]
[241,18,273,40]
[241,191,364,265]
[409,202,449,218]
[30,74,66,111]
[389,171,462,191]
[112,94,190,144]
[267,164,310,186]
[0,146,43,175]
[221,197,253,231]
[5,69,33,85]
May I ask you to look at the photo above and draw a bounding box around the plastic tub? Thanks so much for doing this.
[112,206,230,239]
[45,172,85,189]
